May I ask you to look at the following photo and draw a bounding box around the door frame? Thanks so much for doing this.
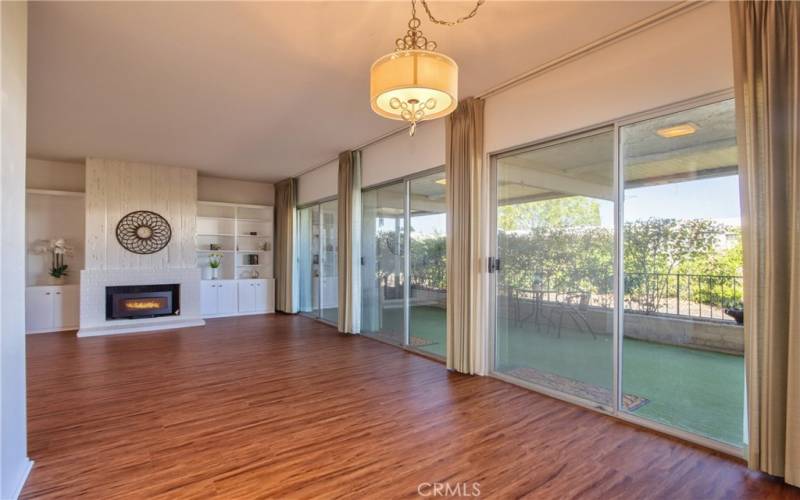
[486,89,743,458]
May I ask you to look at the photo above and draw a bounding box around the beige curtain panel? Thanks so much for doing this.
[446,97,487,374]
[274,177,297,313]
[337,150,362,333]
[731,0,800,486]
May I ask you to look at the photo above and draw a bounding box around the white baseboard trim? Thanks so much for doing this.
[11,459,33,500]
[26,326,78,335]
[203,310,276,319]
[77,318,205,337]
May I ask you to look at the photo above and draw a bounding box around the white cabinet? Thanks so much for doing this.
[201,280,239,317]
[26,285,79,334]
[237,279,275,314]
[202,278,274,318]
[237,281,256,312]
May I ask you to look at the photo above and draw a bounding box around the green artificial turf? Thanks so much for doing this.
[373,305,744,446]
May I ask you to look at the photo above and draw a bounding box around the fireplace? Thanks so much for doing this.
[106,284,180,320]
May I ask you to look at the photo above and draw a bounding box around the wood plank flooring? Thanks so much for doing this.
[22,314,799,499]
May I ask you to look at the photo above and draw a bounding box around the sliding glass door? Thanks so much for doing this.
[620,99,743,446]
[319,199,338,324]
[361,170,447,357]
[409,171,447,357]
[361,181,406,345]
[297,205,319,317]
[297,199,337,323]
[494,130,615,405]
[492,97,745,449]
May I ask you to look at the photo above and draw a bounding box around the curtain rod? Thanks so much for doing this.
[294,0,705,180]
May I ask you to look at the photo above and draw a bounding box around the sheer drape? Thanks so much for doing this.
[337,150,362,333]
[731,0,800,486]
[446,97,488,374]
[274,178,297,313]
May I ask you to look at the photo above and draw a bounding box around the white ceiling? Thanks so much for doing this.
[27,1,676,183]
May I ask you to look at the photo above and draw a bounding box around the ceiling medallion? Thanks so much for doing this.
[370,0,484,136]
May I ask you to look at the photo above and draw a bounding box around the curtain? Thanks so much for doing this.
[446,97,488,375]
[731,1,800,486]
[337,150,362,333]
[274,177,297,313]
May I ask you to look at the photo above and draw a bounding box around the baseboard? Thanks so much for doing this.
[77,318,205,337]
[10,459,33,500]
[202,310,275,319]
[26,326,78,335]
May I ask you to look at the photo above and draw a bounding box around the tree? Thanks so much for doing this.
[498,197,602,231]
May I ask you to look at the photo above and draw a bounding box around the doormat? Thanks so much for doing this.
[505,367,649,411]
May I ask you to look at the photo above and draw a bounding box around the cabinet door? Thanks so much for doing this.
[26,288,54,333]
[254,280,268,312]
[201,281,219,316]
[218,281,238,315]
[238,281,256,313]
[53,286,79,329]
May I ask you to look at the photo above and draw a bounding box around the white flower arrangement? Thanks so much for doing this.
[32,238,74,279]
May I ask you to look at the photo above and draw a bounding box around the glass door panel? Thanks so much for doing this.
[319,200,339,324]
[297,206,317,317]
[495,130,615,406]
[361,182,406,345]
[409,171,447,357]
[621,99,744,446]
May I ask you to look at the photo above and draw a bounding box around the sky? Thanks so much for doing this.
[381,174,743,237]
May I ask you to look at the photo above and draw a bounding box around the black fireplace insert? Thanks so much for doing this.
[106,284,180,320]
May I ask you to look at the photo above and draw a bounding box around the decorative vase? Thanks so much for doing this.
[49,275,66,285]
[210,268,219,280]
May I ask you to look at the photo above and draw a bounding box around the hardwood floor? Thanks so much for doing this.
[22,314,798,499]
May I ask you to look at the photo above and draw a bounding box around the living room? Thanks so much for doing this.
[1,1,798,498]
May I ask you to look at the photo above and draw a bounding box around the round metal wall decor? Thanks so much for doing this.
[115,210,172,254]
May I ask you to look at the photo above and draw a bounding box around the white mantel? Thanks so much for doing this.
[78,158,204,336]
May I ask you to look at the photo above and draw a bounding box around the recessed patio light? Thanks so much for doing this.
[657,122,698,138]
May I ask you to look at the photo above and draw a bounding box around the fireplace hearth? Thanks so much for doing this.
[106,284,180,320]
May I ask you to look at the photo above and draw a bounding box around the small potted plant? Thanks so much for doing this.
[208,252,223,280]
[33,238,73,285]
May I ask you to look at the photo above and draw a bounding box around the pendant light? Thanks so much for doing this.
[370,0,484,136]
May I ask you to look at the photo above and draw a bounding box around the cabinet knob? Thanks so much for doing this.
[45,292,51,295]
[56,292,61,295]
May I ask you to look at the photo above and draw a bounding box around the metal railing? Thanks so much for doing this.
[498,271,742,322]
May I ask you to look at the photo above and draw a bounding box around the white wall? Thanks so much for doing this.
[297,159,337,206]
[197,175,274,206]
[26,193,84,286]
[85,158,197,270]
[26,158,84,192]
[484,3,733,154]
[296,3,733,193]
[1,1,33,498]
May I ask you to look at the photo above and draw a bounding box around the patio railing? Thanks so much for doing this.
[498,272,743,322]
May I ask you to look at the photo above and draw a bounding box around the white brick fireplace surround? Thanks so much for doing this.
[77,158,205,337]
[78,268,204,337]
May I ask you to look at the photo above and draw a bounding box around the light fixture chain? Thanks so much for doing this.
[420,0,485,27]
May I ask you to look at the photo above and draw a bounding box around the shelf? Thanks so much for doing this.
[197,233,235,237]
[238,218,271,223]
[236,264,263,268]
[197,249,234,253]
[238,234,270,238]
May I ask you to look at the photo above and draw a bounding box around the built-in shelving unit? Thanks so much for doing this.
[196,201,274,281]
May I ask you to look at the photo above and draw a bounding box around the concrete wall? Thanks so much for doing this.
[498,297,744,355]
[1,2,34,497]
